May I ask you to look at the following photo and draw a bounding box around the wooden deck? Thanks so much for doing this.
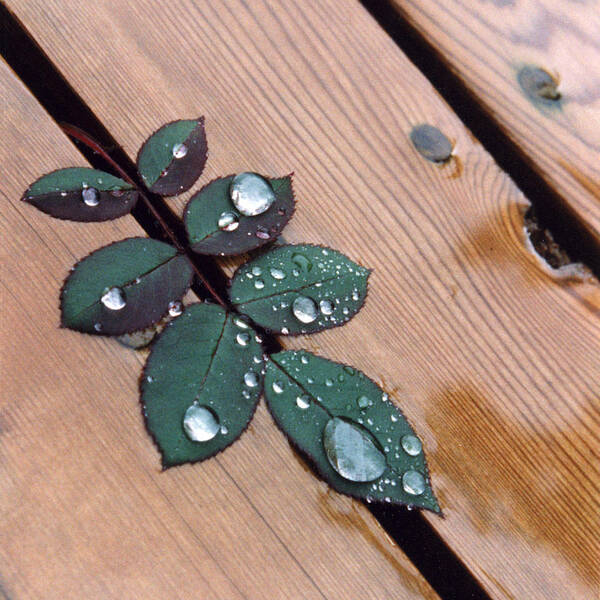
[1,2,598,599]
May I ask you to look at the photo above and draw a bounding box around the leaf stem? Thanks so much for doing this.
[60,122,228,309]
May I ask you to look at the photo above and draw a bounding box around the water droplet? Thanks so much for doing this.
[242,390,251,399]
[292,296,318,323]
[343,366,355,376]
[168,301,183,317]
[94,323,102,332]
[230,172,275,216]
[254,279,265,290]
[101,287,126,310]
[301,355,309,364]
[296,394,311,409]
[220,425,229,435]
[172,143,188,159]
[218,211,239,232]
[251,266,262,276]
[319,299,334,315]
[183,404,220,442]
[234,315,251,329]
[244,370,259,387]
[323,418,386,482]
[270,267,286,280]
[82,187,99,206]
[390,414,398,422]
[292,253,312,272]
[236,332,251,346]
[357,395,373,410]
[325,378,334,387]
[342,307,350,315]
[281,327,289,334]
[351,291,360,301]
[255,228,270,240]
[402,470,426,495]
[146,375,154,383]
[272,381,284,394]
[401,435,422,456]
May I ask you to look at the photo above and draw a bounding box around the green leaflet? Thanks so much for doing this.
[264,350,439,512]
[61,238,193,335]
[230,245,370,335]
[22,167,137,222]
[141,303,264,467]
[184,174,295,256]
[136,118,207,195]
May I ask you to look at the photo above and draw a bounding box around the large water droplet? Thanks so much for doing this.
[319,299,334,315]
[323,417,386,482]
[296,394,311,409]
[292,253,312,272]
[244,370,259,387]
[82,187,100,206]
[168,301,183,317]
[183,404,220,442]
[357,395,373,410]
[218,211,239,232]
[101,286,126,310]
[230,172,275,216]
[270,267,286,280]
[292,296,318,323]
[236,332,251,346]
[401,435,422,456]
[402,470,425,495]
[172,143,188,159]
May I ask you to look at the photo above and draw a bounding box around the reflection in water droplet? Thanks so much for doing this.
[323,417,386,482]
[292,253,312,272]
[402,470,425,495]
[168,301,183,317]
[172,143,188,159]
[270,268,286,279]
[296,394,311,409]
[236,332,251,346]
[292,296,318,323]
[183,404,220,442]
[272,381,284,394]
[254,279,265,290]
[101,287,126,311]
[218,211,240,232]
[401,435,422,456]
[244,370,259,387]
[82,187,100,206]
[230,172,275,216]
[319,299,334,315]
[357,395,373,409]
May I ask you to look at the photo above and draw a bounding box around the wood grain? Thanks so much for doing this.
[388,0,600,244]
[0,60,439,600]
[4,1,600,598]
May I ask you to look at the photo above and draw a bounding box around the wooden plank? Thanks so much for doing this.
[0,60,439,600]
[5,1,600,598]
[388,0,600,243]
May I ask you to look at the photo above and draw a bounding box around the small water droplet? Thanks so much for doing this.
[292,253,312,272]
[183,404,220,442]
[94,323,102,332]
[319,299,334,315]
[146,375,154,382]
[323,417,386,482]
[230,172,275,216]
[402,470,426,495]
[342,307,350,315]
[172,143,188,159]
[301,355,309,364]
[296,394,311,409]
[236,332,251,346]
[254,279,265,290]
[251,266,262,276]
[344,366,355,376]
[244,370,259,387]
[220,425,229,435]
[234,315,251,329]
[357,395,373,409]
[242,390,251,399]
[272,381,284,394]
[325,378,334,387]
[351,291,360,301]
[168,301,183,317]
[281,327,289,334]
[255,228,270,240]
[101,287,126,311]
[292,296,318,323]
[270,267,286,280]
[82,187,100,206]
[218,211,239,232]
[401,435,422,456]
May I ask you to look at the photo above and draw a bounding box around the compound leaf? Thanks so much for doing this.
[141,303,264,467]
[61,237,193,335]
[230,244,370,335]
[22,167,137,221]
[137,118,207,195]
[264,350,439,513]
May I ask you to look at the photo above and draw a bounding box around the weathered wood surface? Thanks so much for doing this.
[4,0,600,598]
[389,0,600,243]
[0,60,439,600]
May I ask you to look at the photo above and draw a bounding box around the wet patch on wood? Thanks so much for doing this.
[410,124,453,162]
[517,65,562,108]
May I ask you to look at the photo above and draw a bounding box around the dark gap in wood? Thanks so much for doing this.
[1,6,491,598]
[362,0,600,278]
